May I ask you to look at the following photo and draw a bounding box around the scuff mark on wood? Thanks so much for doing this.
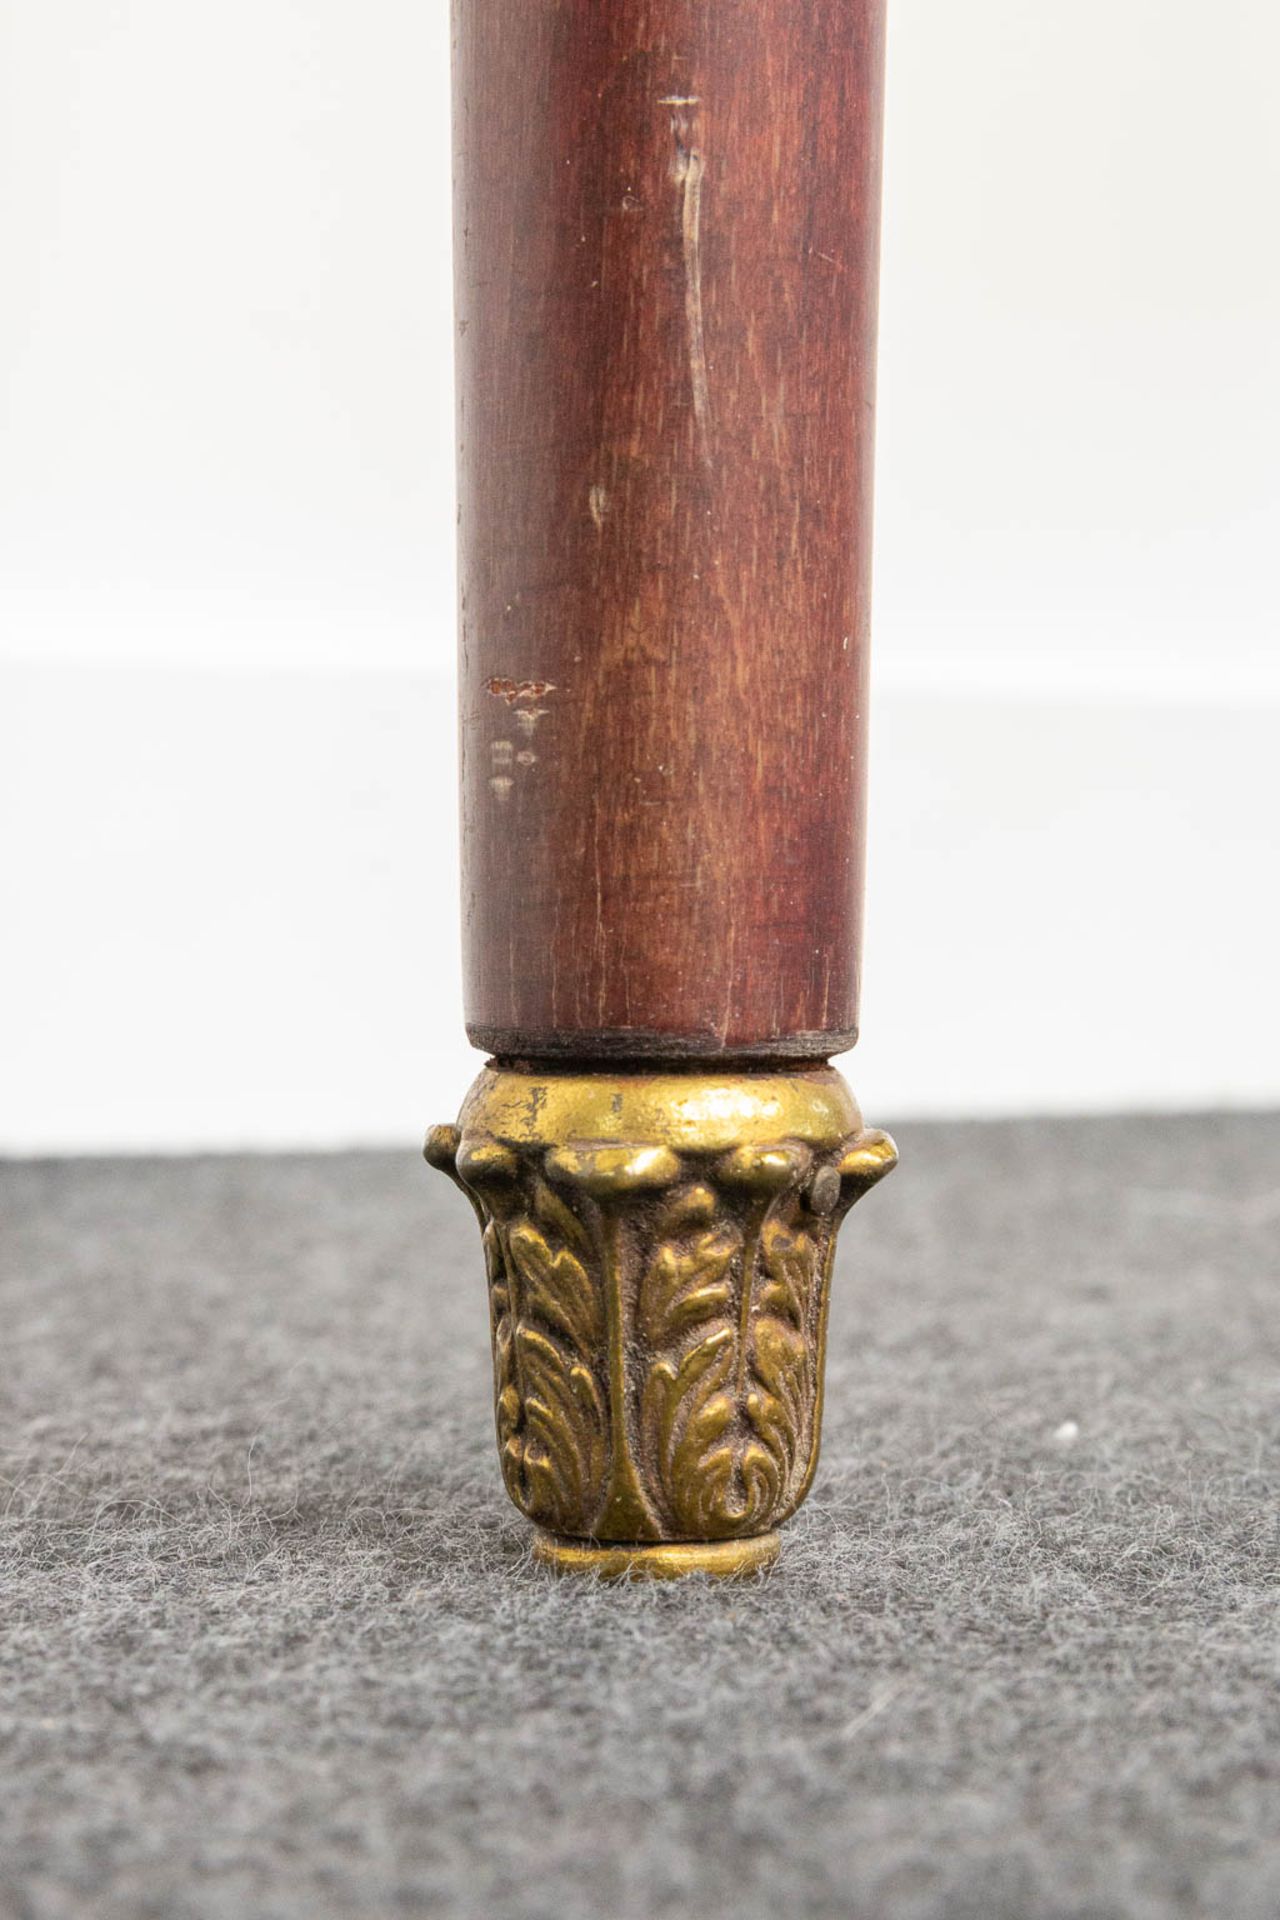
[484,676,557,705]
[666,99,712,469]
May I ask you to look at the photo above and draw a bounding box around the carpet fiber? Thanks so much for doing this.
[3,1114,1278,1919]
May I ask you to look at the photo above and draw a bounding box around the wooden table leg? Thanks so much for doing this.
[428,0,896,1575]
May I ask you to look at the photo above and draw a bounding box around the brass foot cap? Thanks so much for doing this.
[532,1531,780,1581]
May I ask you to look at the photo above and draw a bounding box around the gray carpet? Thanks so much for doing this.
[3,1113,1278,1920]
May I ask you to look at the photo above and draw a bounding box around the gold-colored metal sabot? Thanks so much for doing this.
[427,1065,896,1578]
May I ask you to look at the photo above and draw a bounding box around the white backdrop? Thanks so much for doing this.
[2,0,1277,1152]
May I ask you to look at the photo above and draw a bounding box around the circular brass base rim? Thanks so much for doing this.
[532,1530,781,1581]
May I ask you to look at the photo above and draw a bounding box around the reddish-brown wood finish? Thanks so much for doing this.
[454,0,887,1059]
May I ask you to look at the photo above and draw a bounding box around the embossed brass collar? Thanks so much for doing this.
[427,1066,896,1577]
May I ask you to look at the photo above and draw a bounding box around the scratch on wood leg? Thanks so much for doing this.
[666,100,712,469]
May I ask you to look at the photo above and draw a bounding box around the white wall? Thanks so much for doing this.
[2,1,1277,1151]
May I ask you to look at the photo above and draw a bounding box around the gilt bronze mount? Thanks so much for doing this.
[428,1066,895,1575]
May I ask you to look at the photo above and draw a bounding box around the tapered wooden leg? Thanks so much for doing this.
[431,0,895,1572]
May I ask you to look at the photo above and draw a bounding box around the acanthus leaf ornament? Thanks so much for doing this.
[428,1066,897,1573]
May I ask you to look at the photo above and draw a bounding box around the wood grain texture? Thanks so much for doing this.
[454,0,887,1059]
